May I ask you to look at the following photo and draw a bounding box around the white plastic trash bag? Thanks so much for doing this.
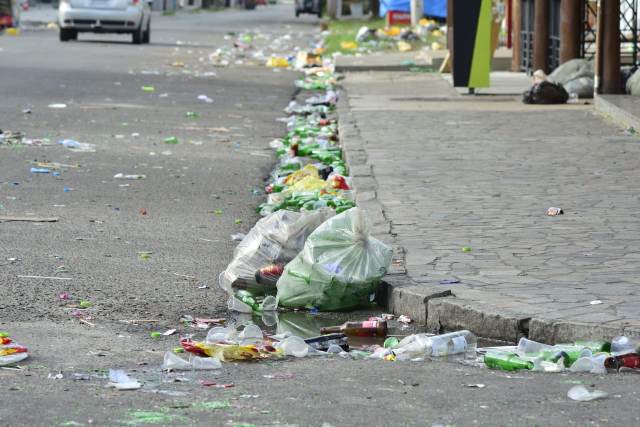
[219,208,334,296]
[276,207,393,311]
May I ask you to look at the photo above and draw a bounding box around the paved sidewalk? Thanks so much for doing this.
[339,71,640,343]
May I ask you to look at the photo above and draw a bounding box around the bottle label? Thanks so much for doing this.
[259,239,281,261]
[362,321,378,328]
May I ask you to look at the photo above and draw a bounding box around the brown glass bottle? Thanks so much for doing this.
[320,320,388,337]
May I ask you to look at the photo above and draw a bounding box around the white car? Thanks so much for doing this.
[58,0,151,44]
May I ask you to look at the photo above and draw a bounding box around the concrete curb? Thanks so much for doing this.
[337,84,636,345]
[335,55,512,73]
[594,94,640,130]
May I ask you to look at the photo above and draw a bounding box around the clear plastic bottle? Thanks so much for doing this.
[394,330,476,358]
[611,336,639,355]
[428,330,477,356]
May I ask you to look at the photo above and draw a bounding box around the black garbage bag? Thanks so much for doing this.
[522,81,569,104]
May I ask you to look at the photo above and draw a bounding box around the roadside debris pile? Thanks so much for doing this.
[160,321,640,379]
[480,336,640,373]
[218,53,393,315]
[0,129,52,146]
[0,332,29,366]
[344,19,446,54]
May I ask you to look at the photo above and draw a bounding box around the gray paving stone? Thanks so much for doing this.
[339,71,640,343]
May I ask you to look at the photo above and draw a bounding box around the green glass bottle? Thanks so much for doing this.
[235,290,259,312]
[484,352,534,371]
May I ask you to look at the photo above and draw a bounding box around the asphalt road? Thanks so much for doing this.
[1,6,640,427]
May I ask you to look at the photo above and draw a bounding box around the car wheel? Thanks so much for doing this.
[59,28,77,42]
[132,24,143,44]
[142,21,150,44]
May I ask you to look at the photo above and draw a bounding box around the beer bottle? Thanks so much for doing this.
[484,351,534,371]
[320,320,387,337]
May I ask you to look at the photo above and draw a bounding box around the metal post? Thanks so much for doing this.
[560,0,581,62]
[507,0,513,48]
[511,0,522,71]
[410,0,423,26]
[533,0,549,72]
[633,0,638,68]
[600,0,621,93]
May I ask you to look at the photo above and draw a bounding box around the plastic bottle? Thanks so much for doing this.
[611,336,639,355]
[428,330,477,356]
[394,330,476,358]
[484,351,534,371]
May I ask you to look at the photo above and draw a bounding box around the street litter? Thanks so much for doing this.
[48,103,67,109]
[30,167,50,173]
[477,336,640,374]
[567,385,608,401]
[107,369,141,390]
[320,320,387,337]
[0,333,29,366]
[197,94,213,103]
[397,315,412,324]
[547,207,564,216]
[114,173,146,180]
[162,351,222,371]
[59,139,96,152]
[18,274,70,280]
[0,216,59,223]
[219,209,334,301]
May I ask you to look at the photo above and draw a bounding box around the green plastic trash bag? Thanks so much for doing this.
[276,207,393,311]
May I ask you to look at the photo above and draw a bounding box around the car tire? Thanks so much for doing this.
[132,23,144,44]
[142,20,150,44]
[59,28,77,42]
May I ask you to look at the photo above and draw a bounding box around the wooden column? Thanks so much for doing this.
[560,0,581,63]
[599,0,621,93]
[533,0,549,72]
[511,0,522,71]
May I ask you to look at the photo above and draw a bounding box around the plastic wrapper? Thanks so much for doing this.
[0,336,29,366]
[180,339,282,362]
[219,208,335,296]
[276,207,393,311]
[283,164,320,186]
